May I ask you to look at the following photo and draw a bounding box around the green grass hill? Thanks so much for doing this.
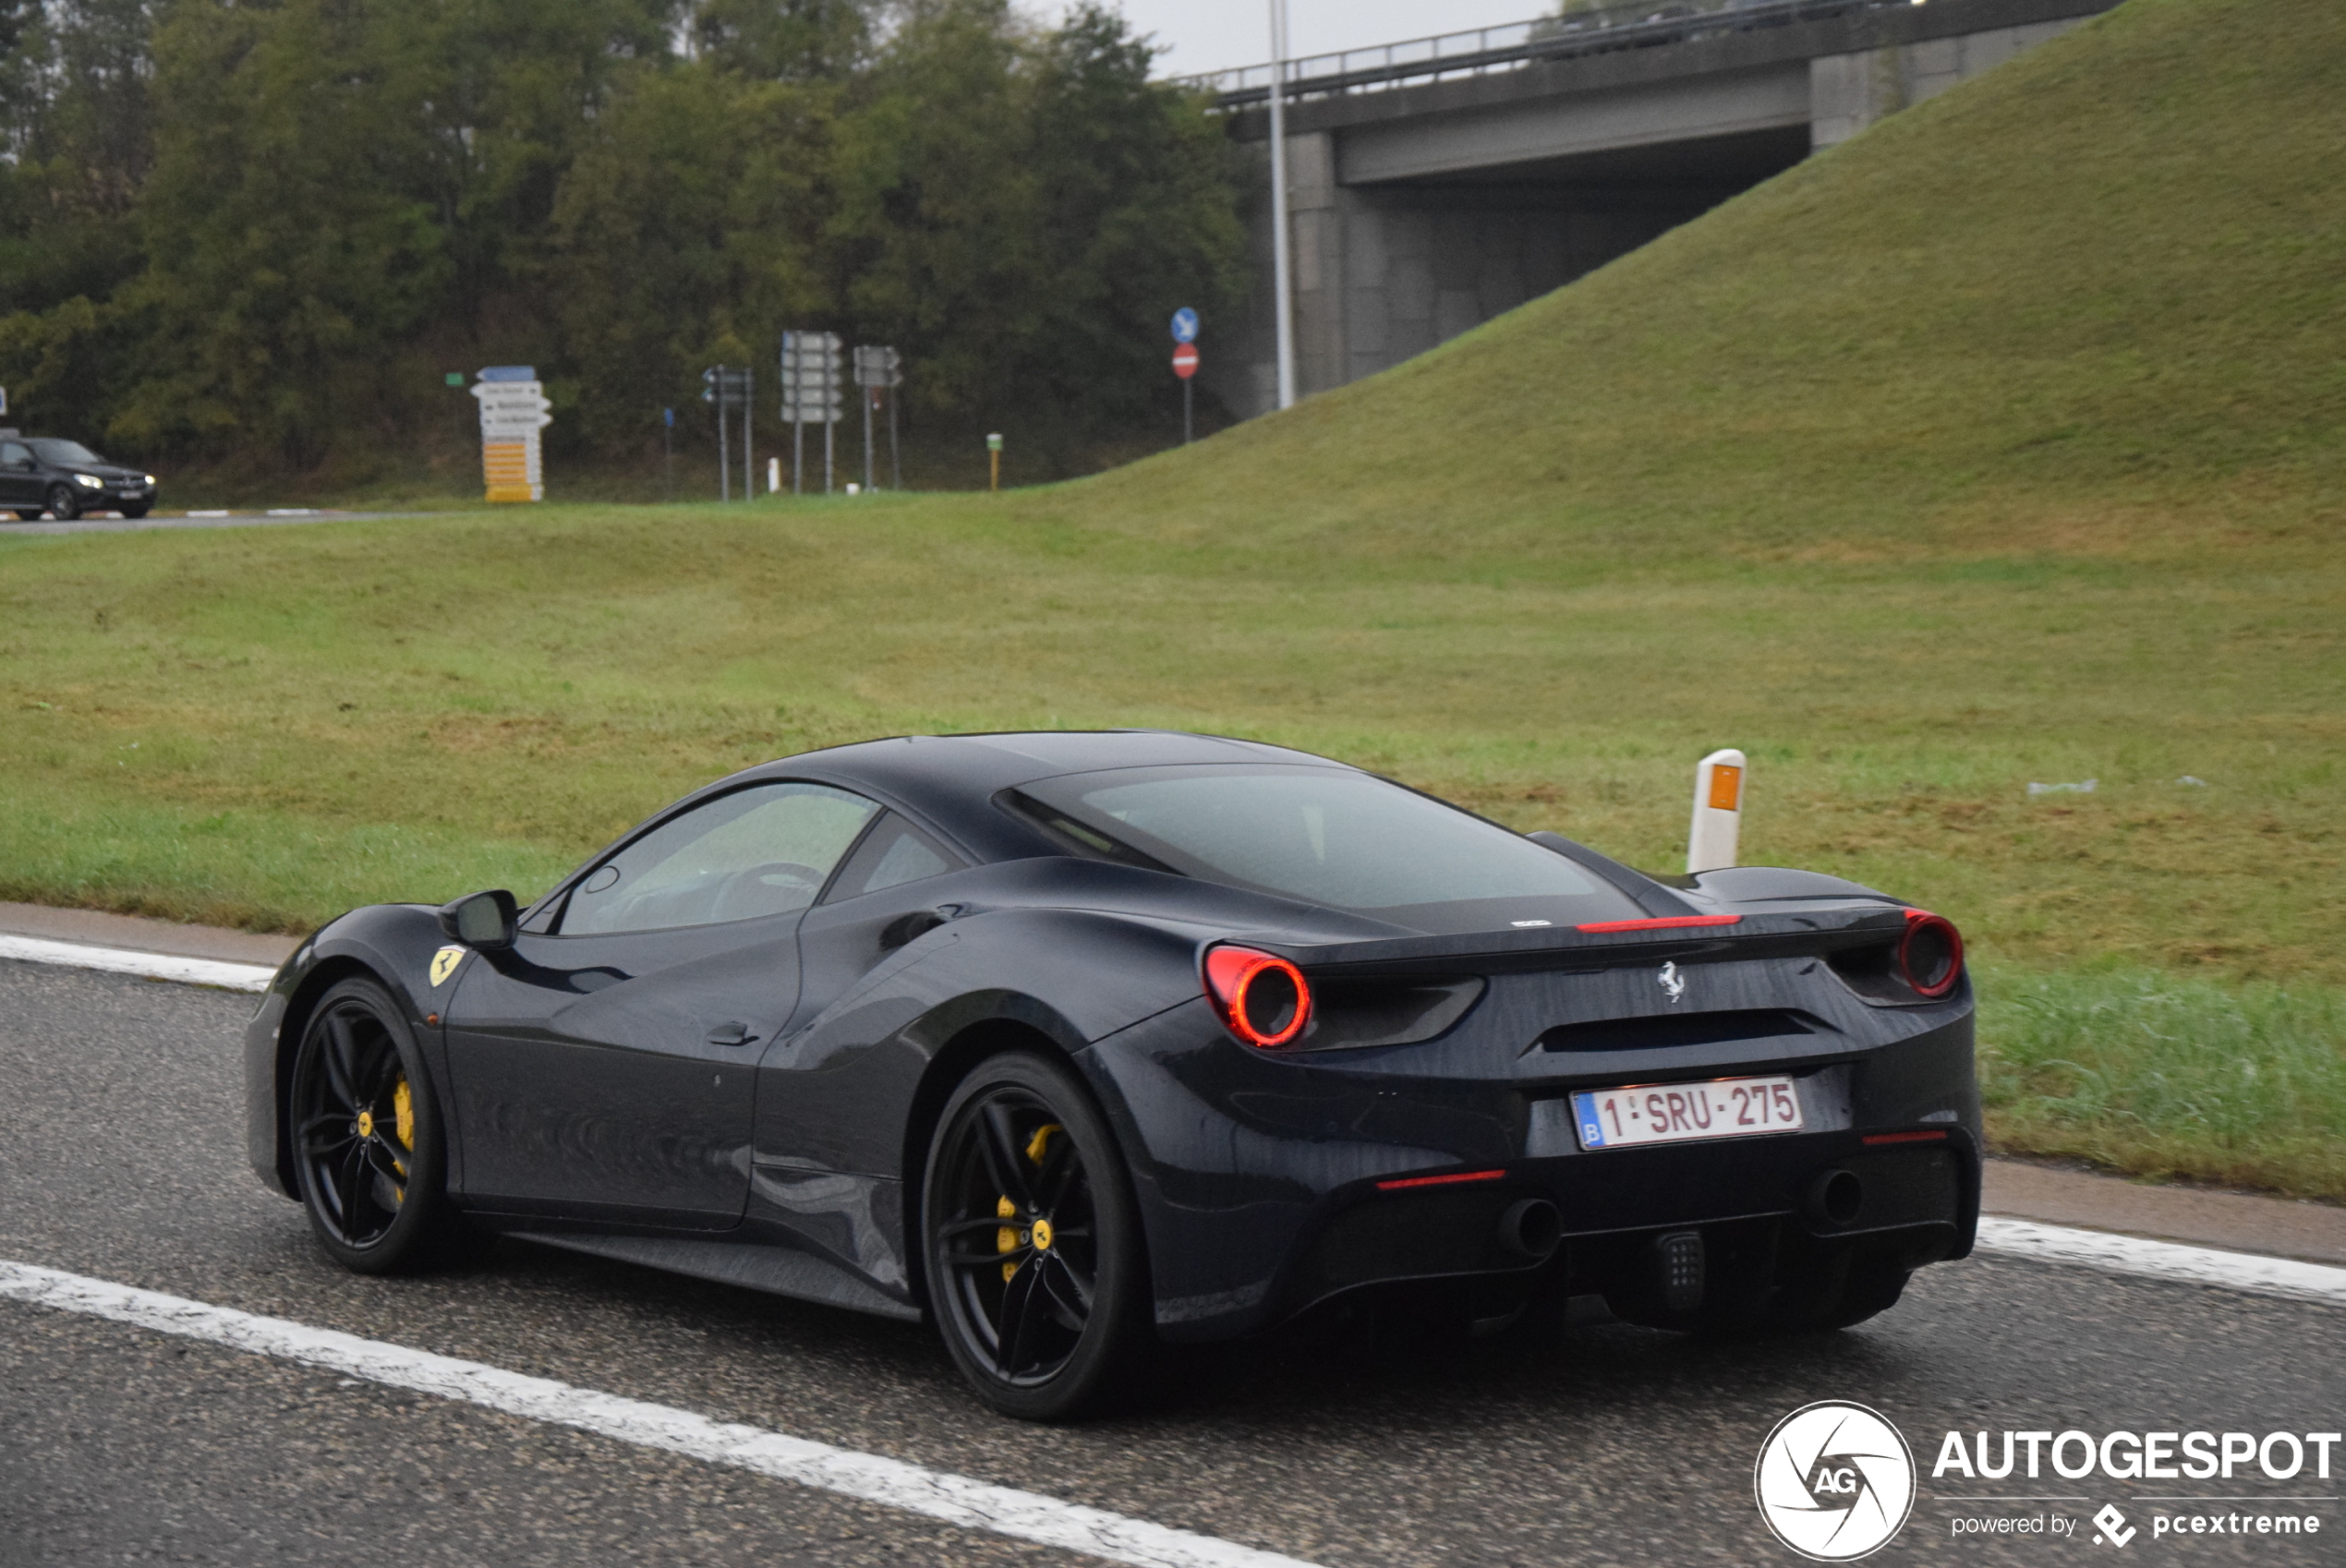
[0,0,2340,1191]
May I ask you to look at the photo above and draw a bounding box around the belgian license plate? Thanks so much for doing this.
[1570,1076,1802,1151]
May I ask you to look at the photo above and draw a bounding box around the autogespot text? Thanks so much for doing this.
[1932,1429,2340,1481]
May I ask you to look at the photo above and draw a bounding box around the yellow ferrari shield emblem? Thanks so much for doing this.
[429,946,466,987]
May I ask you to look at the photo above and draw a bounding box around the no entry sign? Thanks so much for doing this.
[1171,344,1199,380]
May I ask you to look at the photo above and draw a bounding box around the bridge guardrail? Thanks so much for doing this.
[1176,0,1917,111]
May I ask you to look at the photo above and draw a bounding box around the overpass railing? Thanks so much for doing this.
[1177,0,1922,110]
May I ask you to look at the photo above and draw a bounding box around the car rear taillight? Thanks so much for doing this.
[1203,945,1312,1048]
[1898,911,1965,998]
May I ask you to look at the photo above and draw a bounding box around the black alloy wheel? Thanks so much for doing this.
[289,977,453,1272]
[924,1052,1148,1421]
[44,483,79,522]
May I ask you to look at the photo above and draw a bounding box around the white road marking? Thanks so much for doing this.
[0,934,274,992]
[1974,1217,2346,1307]
[0,1259,1322,1568]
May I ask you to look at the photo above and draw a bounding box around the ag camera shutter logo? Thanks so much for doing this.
[1755,1401,1917,1560]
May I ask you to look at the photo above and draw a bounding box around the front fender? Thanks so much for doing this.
[242,903,464,1198]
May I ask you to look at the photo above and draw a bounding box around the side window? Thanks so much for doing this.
[0,442,30,467]
[822,813,964,904]
[561,782,878,935]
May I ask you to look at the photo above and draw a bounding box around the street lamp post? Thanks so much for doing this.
[1268,0,1297,411]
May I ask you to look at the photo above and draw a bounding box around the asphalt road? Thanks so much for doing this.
[2,960,2339,1567]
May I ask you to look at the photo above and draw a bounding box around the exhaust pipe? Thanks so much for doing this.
[1805,1168,1865,1229]
[1496,1198,1563,1262]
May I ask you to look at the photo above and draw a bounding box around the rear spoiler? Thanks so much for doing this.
[1240,904,1912,978]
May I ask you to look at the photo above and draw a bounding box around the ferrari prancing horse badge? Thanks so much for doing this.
[430,946,466,987]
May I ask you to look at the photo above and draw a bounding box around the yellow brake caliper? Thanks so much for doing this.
[997,1123,1065,1282]
[388,1077,414,1200]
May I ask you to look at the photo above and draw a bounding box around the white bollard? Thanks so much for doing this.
[768,457,781,494]
[1687,748,1746,875]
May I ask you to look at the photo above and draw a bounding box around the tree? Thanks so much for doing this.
[828,0,1244,464]
[542,63,830,447]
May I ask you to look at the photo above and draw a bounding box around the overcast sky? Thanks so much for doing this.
[1079,0,1550,78]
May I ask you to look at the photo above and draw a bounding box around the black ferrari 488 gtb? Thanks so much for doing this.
[246,730,1977,1418]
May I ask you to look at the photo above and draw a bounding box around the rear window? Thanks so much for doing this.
[1010,765,1644,934]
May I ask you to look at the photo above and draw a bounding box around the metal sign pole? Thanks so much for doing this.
[889,386,901,491]
[718,372,731,502]
[863,383,875,491]
[1184,380,1193,445]
[743,388,753,501]
[823,336,837,494]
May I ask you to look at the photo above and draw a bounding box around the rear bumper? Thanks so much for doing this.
[1079,996,1979,1342]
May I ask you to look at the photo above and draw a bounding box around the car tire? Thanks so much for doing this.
[922,1050,1151,1421]
[118,503,149,519]
[44,484,79,522]
[287,977,459,1274]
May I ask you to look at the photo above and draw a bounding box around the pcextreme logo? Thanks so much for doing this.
[1755,1401,1918,1561]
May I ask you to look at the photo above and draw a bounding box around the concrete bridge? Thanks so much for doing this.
[1195,0,2121,418]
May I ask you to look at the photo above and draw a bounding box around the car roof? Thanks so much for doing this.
[741,730,1351,862]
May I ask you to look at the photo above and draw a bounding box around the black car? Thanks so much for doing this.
[245,730,1979,1419]
[0,431,158,519]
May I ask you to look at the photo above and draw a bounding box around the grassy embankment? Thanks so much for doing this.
[1,0,2340,1193]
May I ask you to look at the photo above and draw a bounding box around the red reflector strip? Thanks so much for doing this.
[1573,914,1743,934]
[1374,1168,1507,1192]
[1861,1130,1951,1146]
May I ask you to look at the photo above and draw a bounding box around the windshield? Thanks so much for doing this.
[1011,765,1646,934]
[29,439,103,466]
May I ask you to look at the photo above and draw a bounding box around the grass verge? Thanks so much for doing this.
[1979,964,2346,1201]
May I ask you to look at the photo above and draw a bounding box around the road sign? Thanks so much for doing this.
[780,332,843,422]
[781,331,846,494]
[469,375,550,501]
[0,386,8,416]
[1171,344,1199,380]
[853,345,901,388]
[1169,308,1198,344]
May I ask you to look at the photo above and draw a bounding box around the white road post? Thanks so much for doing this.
[1686,748,1747,875]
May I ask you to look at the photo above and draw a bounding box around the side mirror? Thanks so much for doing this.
[438,888,519,950]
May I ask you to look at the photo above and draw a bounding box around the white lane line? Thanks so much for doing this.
[1975,1217,2346,1307]
[0,1259,1322,1568]
[0,935,275,992]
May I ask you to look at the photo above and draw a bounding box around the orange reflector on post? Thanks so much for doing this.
[1707,764,1743,812]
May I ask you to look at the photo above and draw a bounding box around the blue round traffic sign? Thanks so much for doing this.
[1169,308,1199,344]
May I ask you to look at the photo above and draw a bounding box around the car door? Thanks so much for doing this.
[441,780,881,1227]
[0,441,37,508]
[754,811,976,1178]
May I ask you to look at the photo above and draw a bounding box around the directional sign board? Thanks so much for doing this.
[780,331,843,423]
[471,369,550,501]
[1171,344,1199,380]
[853,345,902,389]
[1169,308,1198,344]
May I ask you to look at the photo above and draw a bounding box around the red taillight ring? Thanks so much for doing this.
[1203,945,1312,1049]
[1899,910,1965,998]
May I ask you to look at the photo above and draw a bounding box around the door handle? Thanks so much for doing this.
[705,1021,760,1047]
